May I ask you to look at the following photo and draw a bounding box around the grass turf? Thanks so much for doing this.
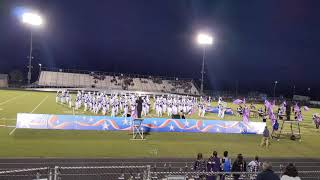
[0,89,319,158]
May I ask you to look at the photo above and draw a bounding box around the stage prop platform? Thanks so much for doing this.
[16,113,265,134]
[272,119,301,141]
[131,118,145,140]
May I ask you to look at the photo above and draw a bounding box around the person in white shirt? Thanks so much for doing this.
[122,104,128,117]
[248,156,261,173]
[102,105,107,115]
[111,105,116,117]
[167,105,172,117]
[172,105,178,115]
[201,105,205,117]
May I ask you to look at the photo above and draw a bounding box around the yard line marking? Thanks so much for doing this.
[9,95,48,135]
[8,127,16,135]
[30,96,49,113]
[0,93,29,106]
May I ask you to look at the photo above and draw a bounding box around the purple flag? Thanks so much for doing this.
[242,107,250,123]
[233,99,243,105]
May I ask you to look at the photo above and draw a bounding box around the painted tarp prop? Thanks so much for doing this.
[16,113,265,134]
[205,106,233,115]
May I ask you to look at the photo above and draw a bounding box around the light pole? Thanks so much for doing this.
[273,81,278,100]
[197,33,213,94]
[39,63,42,72]
[27,30,33,85]
[21,12,43,85]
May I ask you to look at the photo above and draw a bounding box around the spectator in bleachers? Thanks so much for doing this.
[281,163,301,180]
[256,162,280,180]
[231,154,246,180]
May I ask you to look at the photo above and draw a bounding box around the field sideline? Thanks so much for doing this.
[0,89,319,158]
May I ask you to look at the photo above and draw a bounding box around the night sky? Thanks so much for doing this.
[1,0,320,98]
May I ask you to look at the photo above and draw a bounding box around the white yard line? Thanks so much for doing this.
[9,95,49,135]
[8,127,17,135]
[0,93,28,106]
[30,96,49,113]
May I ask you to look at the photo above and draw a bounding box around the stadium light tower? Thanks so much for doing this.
[197,33,213,94]
[39,63,42,72]
[21,11,44,85]
[273,80,278,100]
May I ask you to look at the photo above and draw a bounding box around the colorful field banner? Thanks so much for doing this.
[16,113,266,134]
[205,106,233,115]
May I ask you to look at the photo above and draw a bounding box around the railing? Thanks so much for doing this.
[0,165,319,180]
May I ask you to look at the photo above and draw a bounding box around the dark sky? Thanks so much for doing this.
[1,0,320,98]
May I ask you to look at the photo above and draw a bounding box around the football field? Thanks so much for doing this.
[0,89,319,158]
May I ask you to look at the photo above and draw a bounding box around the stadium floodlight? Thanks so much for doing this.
[197,33,213,45]
[22,12,43,26]
[39,63,42,72]
[197,33,213,94]
[21,11,44,85]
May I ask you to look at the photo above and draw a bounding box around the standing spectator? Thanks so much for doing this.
[260,126,270,148]
[256,162,280,180]
[193,153,206,179]
[221,151,232,180]
[231,154,247,180]
[281,163,301,180]
[248,156,261,172]
[207,151,221,180]
[248,156,261,180]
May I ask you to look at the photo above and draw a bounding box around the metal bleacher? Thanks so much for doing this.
[37,68,200,95]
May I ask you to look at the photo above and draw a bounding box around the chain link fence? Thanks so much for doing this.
[0,167,50,180]
[0,165,319,180]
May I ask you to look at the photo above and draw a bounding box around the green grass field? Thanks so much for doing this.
[0,89,319,158]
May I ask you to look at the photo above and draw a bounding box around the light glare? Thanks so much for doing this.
[22,12,43,26]
[197,33,213,45]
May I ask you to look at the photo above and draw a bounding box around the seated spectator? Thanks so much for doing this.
[281,163,301,180]
[256,162,280,180]
[231,154,246,180]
